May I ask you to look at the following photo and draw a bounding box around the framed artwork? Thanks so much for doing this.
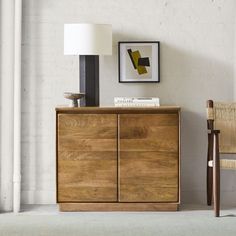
[118,41,160,83]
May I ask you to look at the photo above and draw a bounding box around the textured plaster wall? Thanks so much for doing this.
[20,0,236,204]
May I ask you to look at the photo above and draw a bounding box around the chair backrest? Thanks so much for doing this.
[207,100,236,154]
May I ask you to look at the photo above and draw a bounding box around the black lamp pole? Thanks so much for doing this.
[79,55,99,107]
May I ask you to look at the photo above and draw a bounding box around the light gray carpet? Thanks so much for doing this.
[0,205,236,236]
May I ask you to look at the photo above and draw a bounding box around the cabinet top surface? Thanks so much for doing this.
[56,106,181,113]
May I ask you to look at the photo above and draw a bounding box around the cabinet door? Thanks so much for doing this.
[57,114,117,202]
[119,114,179,202]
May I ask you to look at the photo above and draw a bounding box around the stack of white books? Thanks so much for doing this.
[114,97,160,107]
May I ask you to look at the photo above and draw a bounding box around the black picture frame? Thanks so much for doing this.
[118,41,160,83]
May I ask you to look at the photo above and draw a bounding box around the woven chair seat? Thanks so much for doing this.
[208,159,236,170]
[220,159,236,169]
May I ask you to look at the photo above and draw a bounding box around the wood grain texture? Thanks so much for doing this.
[57,114,117,202]
[119,114,179,202]
[59,203,178,211]
[56,106,180,114]
[56,108,181,211]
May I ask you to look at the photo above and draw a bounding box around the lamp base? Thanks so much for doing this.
[80,55,99,107]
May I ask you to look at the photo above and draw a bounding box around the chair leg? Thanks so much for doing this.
[207,133,213,206]
[213,131,220,217]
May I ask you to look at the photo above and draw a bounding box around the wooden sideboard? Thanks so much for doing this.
[56,107,181,211]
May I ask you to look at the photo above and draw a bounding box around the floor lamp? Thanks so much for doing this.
[64,24,112,106]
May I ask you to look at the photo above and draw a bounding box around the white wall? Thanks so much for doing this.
[20,0,236,204]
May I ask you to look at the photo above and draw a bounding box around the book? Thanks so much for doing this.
[114,97,160,107]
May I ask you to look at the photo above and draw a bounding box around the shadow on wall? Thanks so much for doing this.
[21,20,235,205]
[22,0,62,205]
[161,43,234,205]
[103,35,234,204]
[162,43,234,204]
[21,0,44,204]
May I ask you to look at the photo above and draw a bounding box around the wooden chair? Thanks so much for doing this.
[207,100,236,217]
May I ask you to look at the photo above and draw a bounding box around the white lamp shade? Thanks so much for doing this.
[64,24,112,55]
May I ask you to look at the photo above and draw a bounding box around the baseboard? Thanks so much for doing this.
[59,203,179,212]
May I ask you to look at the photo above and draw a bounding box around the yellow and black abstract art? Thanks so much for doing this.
[127,49,150,75]
[119,41,159,83]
